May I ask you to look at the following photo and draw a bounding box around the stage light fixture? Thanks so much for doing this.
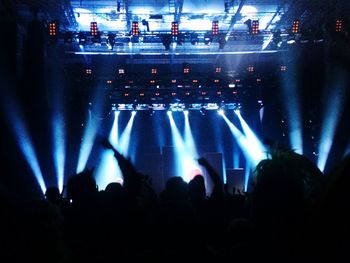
[251,20,259,35]
[132,21,139,35]
[171,21,179,36]
[336,19,343,32]
[90,22,98,36]
[48,21,57,36]
[212,20,219,35]
[292,19,299,33]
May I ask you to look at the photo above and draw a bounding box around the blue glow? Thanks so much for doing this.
[184,111,199,159]
[233,144,240,169]
[280,64,303,154]
[52,114,65,193]
[118,111,137,156]
[6,104,46,194]
[70,50,280,56]
[344,143,350,157]
[221,113,265,167]
[235,111,267,156]
[96,111,123,190]
[168,112,201,182]
[317,71,347,171]
[244,161,251,192]
[76,109,99,173]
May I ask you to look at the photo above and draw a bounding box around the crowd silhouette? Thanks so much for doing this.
[0,139,349,263]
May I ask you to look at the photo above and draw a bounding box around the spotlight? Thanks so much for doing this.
[336,19,343,32]
[167,110,172,116]
[184,110,189,115]
[218,109,224,116]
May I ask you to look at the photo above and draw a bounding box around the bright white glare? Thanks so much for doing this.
[240,5,258,19]
[52,114,65,193]
[110,111,120,147]
[218,109,224,116]
[132,7,155,15]
[6,104,46,194]
[244,161,251,192]
[168,112,201,182]
[221,113,265,167]
[318,72,347,171]
[76,109,98,173]
[262,34,273,50]
[235,111,266,155]
[182,18,212,31]
[95,111,122,190]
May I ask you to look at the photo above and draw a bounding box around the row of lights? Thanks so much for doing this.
[49,18,345,39]
[84,65,287,76]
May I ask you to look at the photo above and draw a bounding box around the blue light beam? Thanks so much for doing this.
[95,111,123,190]
[221,113,265,167]
[184,111,199,159]
[5,103,47,194]
[168,111,201,182]
[118,111,137,155]
[317,71,347,171]
[76,108,99,173]
[52,114,65,193]
[280,64,303,154]
[235,110,267,156]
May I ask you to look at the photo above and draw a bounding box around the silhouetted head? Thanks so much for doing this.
[188,175,206,203]
[164,176,188,203]
[105,182,124,199]
[67,169,97,203]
